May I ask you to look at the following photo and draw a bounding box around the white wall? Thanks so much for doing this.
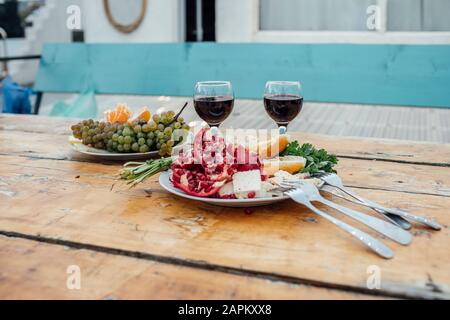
[216,0,257,42]
[8,0,182,83]
[8,0,80,84]
[82,0,181,43]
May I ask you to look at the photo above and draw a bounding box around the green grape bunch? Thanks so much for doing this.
[70,109,190,156]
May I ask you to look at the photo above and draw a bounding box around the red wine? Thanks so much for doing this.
[264,94,303,126]
[194,96,234,126]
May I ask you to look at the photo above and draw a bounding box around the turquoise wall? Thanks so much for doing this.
[35,43,450,108]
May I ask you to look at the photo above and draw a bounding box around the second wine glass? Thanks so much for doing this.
[193,81,234,128]
[264,81,303,133]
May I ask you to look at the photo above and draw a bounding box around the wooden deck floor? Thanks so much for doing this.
[39,94,450,143]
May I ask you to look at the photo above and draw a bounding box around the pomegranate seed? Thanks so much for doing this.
[247,192,256,198]
[199,181,209,190]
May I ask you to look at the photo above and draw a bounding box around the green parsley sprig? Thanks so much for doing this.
[280,141,338,174]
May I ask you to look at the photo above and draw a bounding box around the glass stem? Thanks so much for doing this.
[278,124,287,134]
[209,125,220,136]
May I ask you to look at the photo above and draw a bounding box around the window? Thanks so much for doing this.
[387,0,450,31]
[260,0,450,32]
[215,0,450,43]
[0,0,47,38]
[260,0,377,31]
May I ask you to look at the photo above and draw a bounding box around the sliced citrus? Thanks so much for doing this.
[130,106,151,124]
[104,103,132,124]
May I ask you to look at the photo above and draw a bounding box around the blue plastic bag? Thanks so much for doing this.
[50,89,98,119]
[49,72,98,119]
[1,76,32,114]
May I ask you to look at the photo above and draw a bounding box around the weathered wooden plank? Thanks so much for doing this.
[383,109,397,140]
[426,109,439,143]
[317,104,342,135]
[393,108,405,140]
[439,111,450,143]
[412,108,421,141]
[347,105,365,137]
[0,236,379,299]
[1,147,449,197]
[417,109,428,141]
[371,107,389,139]
[1,131,450,198]
[324,107,347,136]
[295,132,450,167]
[438,112,449,143]
[354,106,371,137]
[1,116,450,166]
[368,106,384,138]
[0,155,449,299]
[0,114,74,135]
[337,159,450,196]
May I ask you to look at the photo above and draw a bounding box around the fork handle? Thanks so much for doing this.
[363,199,442,231]
[373,209,412,230]
[318,198,412,245]
[333,185,441,231]
[322,189,412,230]
[301,202,394,259]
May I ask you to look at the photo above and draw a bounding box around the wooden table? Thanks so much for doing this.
[0,114,449,300]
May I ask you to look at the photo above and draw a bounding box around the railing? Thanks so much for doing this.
[1,26,42,114]
[0,27,8,78]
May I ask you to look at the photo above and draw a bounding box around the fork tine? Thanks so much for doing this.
[279,180,301,188]
[311,171,327,178]
[279,183,294,189]
[280,179,295,184]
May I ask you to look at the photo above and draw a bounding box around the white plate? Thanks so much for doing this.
[68,136,183,161]
[159,171,291,207]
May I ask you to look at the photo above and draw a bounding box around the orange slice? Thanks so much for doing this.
[130,106,151,124]
[105,103,132,124]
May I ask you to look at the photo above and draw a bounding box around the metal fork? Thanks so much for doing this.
[319,185,411,229]
[315,172,442,231]
[284,188,394,259]
[316,172,411,230]
[281,180,412,245]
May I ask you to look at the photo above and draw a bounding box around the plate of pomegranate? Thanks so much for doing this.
[119,128,337,207]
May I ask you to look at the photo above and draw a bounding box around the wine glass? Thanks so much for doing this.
[264,81,303,133]
[193,81,234,128]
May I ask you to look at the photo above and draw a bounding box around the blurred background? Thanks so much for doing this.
[1,0,450,142]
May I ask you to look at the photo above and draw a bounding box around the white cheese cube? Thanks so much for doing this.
[218,182,234,197]
[232,170,262,194]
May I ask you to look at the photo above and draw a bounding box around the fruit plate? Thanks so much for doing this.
[159,171,293,208]
[68,136,185,161]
